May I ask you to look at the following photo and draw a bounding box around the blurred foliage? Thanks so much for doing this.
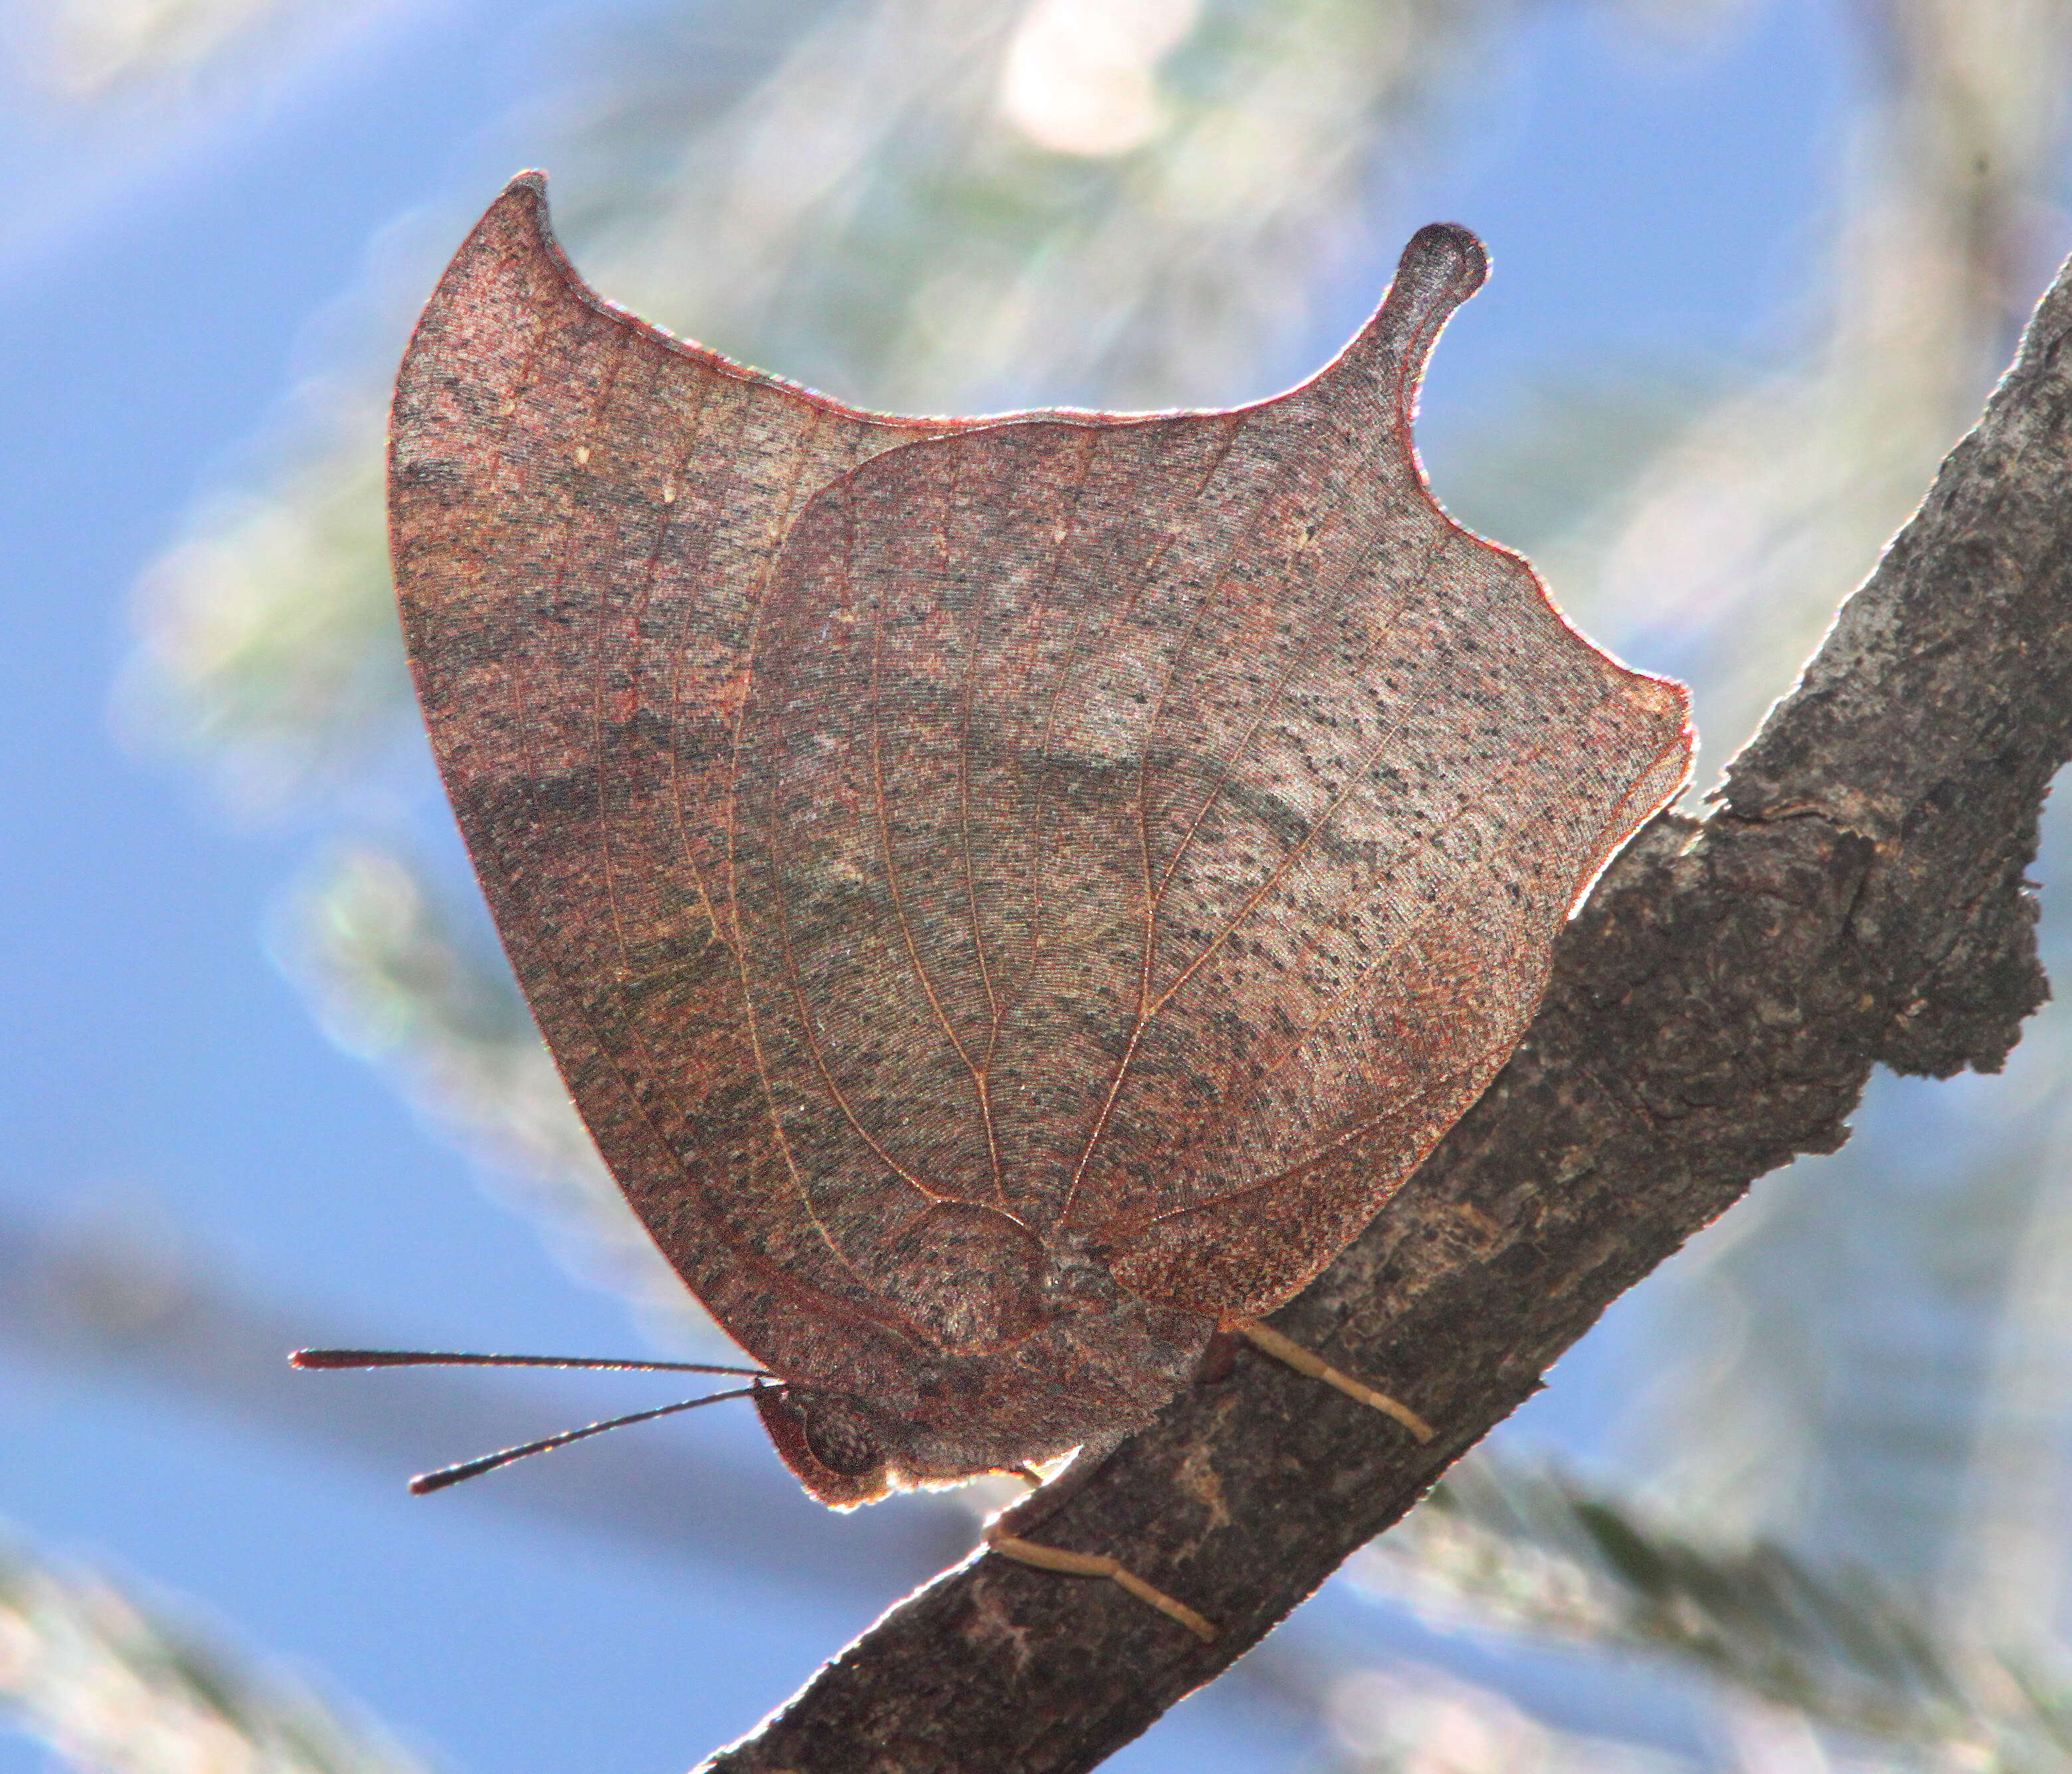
[1358,1454,2072,1768]
[1567,2,2072,779]
[72,0,2072,1768]
[556,0,1504,412]
[0,1526,425,1774]
[18,0,395,98]
[121,408,404,818]
[264,845,693,1332]
[1319,1647,1695,1774]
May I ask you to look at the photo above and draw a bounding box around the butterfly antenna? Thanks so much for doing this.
[291,1348,774,1378]
[408,1383,778,1494]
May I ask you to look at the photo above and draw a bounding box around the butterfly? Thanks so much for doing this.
[316,171,1690,1639]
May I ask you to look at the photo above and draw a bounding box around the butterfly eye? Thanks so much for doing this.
[797,1396,883,1477]
[751,1384,893,1506]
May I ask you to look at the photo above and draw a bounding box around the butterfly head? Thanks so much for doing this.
[752,1382,898,1508]
[745,1293,1223,1508]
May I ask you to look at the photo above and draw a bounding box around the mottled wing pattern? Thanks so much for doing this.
[392,178,1693,1401]
[729,224,1691,1325]
[390,175,974,1395]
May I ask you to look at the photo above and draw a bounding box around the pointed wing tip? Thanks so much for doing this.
[436,169,567,303]
[481,170,553,241]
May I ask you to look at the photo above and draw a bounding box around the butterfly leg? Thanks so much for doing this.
[983,1524,1217,1643]
[1191,1324,1241,1384]
[1227,1317,1435,1442]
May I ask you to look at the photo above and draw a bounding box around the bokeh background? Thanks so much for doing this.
[8,0,2072,1769]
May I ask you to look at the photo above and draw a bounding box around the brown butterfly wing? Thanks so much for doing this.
[732,222,1691,1335]
[392,179,1691,1451]
[389,175,975,1402]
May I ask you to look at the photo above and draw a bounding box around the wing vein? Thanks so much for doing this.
[1163,697,1621,1182]
[869,468,990,1102]
[1150,440,1426,919]
[954,477,999,1029]
[475,351,910,1330]
[1061,423,1272,1219]
[767,485,942,1207]
[648,375,737,957]
[1016,429,1173,1018]
[1140,1062,1474,1224]
[1138,536,1469,1030]
[720,406,841,1219]
[944,460,1010,1210]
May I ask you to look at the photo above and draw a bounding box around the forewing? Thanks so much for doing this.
[733,223,1693,1321]
[388,175,968,1389]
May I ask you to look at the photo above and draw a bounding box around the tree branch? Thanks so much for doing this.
[699,251,2072,1774]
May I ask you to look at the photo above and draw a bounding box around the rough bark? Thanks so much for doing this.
[698,253,2072,1774]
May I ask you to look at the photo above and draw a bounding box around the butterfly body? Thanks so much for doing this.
[389,175,1691,1506]
[754,1291,1213,1505]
